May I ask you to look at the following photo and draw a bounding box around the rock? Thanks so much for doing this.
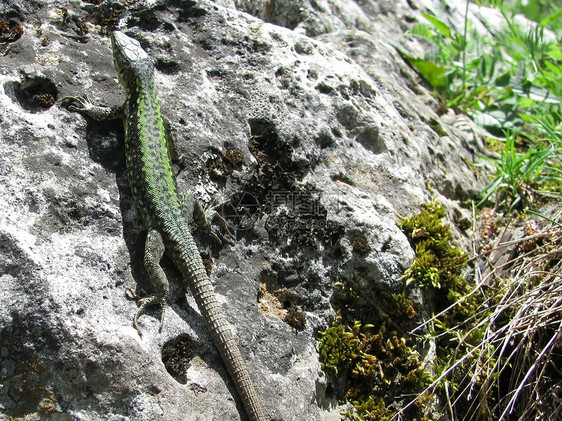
[0,0,488,420]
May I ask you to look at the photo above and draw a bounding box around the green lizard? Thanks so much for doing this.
[62,31,266,421]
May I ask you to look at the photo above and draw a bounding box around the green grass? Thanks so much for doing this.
[402,0,562,211]
[478,130,560,211]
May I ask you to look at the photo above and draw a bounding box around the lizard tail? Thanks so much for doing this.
[180,258,266,421]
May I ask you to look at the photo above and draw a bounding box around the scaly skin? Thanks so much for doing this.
[63,31,266,421]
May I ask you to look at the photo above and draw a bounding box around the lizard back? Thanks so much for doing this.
[112,32,183,233]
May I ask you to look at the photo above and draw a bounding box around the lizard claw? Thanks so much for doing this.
[208,208,236,243]
[61,94,92,112]
[126,288,166,336]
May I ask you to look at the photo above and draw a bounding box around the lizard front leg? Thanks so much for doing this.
[62,94,123,121]
[130,229,170,335]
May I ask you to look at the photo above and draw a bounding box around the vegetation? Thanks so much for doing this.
[395,5,562,414]
[319,195,561,420]
[397,200,468,291]
[318,200,476,420]
[396,3,562,416]
[396,205,562,421]
[402,0,561,211]
[318,2,561,420]
[317,292,432,420]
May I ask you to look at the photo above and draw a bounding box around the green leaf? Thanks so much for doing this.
[540,9,562,28]
[422,12,454,40]
[410,58,448,89]
[495,72,512,87]
[396,47,447,89]
[411,23,434,40]
[546,49,562,61]
[543,60,561,75]
[512,82,562,104]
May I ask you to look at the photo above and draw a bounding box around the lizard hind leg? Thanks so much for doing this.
[180,192,235,243]
[131,229,170,335]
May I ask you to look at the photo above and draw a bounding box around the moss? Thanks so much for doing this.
[224,148,245,167]
[31,93,56,108]
[162,335,197,384]
[397,200,497,418]
[403,247,441,288]
[317,291,432,420]
[352,236,372,254]
[203,156,230,181]
[388,292,417,320]
[397,199,471,313]
[341,396,390,421]
[284,308,307,331]
[0,18,23,43]
[429,118,448,137]
[99,9,122,29]
[398,199,485,325]
[318,200,490,419]
[318,321,363,377]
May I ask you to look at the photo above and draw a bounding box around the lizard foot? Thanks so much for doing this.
[181,192,235,244]
[204,204,236,243]
[126,288,166,336]
[61,94,123,120]
[61,94,93,113]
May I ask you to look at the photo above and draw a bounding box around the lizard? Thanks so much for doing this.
[62,31,266,421]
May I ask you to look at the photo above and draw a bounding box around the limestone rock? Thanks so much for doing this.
[0,0,487,420]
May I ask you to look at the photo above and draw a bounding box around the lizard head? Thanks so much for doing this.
[111,31,152,91]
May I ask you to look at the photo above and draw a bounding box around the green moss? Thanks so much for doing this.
[389,292,417,320]
[397,199,495,418]
[317,292,432,420]
[318,320,364,378]
[397,199,484,325]
[403,247,441,288]
[317,200,485,420]
[341,396,390,421]
[397,199,470,299]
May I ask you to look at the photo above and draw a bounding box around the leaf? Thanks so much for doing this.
[411,23,434,40]
[422,12,454,40]
[543,60,561,75]
[409,57,448,89]
[469,109,504,131]
[495,72,512,87]
[546,49,562,61]
[396,47,448,89]
[512,81,562,104]
[539,9,562,28]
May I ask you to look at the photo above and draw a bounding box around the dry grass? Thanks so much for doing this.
[395,207,562,420]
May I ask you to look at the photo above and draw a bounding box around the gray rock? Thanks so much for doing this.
[0,0,488,420]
